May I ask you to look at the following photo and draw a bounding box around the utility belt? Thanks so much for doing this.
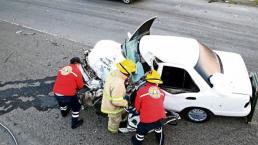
[140,119,163,126]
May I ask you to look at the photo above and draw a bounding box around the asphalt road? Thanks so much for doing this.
[0,0,258,145]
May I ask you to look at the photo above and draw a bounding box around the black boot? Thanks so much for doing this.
[131,135,143,145]
[60,106,70,117]
[71,117,83,129]
[61,110,68,117]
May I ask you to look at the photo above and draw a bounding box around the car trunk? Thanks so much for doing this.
[215,51,252,96]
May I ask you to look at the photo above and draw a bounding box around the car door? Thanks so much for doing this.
[157,64,203,112]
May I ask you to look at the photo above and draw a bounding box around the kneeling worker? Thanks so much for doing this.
[132,70,166,145]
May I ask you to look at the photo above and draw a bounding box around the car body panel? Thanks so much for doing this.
[154,54,252,117]
[215,51,252,96]
[88,40,125,81]
[139,35,199,68]
[137,34,253,117]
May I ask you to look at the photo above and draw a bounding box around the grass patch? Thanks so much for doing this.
[228,0,237,4]
[227,0,258,6]
[248,0,258,5]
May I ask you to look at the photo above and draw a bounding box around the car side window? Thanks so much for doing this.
[160,66,200,94]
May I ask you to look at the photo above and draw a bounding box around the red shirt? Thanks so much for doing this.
[135,83,166,123]
[53,64,84,96]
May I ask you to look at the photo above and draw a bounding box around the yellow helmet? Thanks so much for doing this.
[146,70,163,84]
[116,59,136,75]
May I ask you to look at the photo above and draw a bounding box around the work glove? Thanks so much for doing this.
[124,95,130,102]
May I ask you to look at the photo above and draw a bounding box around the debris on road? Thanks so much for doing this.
[15,30,36,36]
[15,30,23,34]
[4,52,15,63]
[51,41,58,46]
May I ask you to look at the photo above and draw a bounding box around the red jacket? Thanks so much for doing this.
[53,64,84,96]
[135,83,166,123]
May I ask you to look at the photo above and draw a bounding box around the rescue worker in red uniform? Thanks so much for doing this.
[53,57,85,129]
[132,70,166,145]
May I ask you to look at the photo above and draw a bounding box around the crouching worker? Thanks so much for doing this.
[132,70,166,145]
[53,57,84,129]
[101,59,136,133]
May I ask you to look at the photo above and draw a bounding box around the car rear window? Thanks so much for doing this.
[194,42,223,87]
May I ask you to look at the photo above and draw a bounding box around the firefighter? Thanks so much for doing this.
[101,59,136,133]
[53,57,85,129]
[131,70,166,145]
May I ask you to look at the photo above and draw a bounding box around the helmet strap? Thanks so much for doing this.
[119,63,130,75]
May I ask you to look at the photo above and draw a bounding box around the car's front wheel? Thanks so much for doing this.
[122,0,132,4]
[183,107,212,123]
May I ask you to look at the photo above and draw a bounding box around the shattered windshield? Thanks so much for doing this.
[122,39,144,82]
[194,42,223,87]
[122,39,140,62]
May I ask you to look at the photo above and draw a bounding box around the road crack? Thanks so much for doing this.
[4,51,15,63]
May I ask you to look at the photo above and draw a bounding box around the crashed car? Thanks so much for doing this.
[139,34,258,123]
[80,17,258,123]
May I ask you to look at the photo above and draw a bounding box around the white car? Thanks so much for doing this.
[83,17,258,123]
[139,34,257,122]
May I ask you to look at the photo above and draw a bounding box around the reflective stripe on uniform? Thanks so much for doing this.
[72,112,79,118]
[108,127,118,133]
[112,97,124,101]
[103,91,125,102]
[70,71,78,77]
[136,134,144,141]
[103,91,112,100]
[140,91,164,98]
[101,108,124,114]
[60,106,67,110]
[140,93,149,98]
[155,128,162,133]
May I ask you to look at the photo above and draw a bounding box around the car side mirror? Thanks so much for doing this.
[127,32,132,40]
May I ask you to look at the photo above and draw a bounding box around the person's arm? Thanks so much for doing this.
[134,91,141,113]
[160,89,165,102]
[110,82,128,107]
[76,71,85,89]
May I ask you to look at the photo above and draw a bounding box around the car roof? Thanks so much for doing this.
[139,35,200,67]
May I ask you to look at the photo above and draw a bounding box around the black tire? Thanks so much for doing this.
[122,0,132,4]
[183,107,212,123]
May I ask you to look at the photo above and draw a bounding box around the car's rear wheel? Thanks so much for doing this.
[122,0,132,4]
[183,107,211,123]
